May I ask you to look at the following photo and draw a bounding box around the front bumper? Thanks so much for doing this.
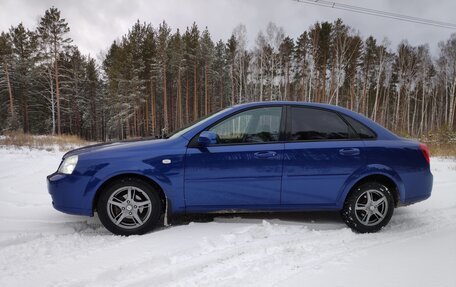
[47,173,94,216]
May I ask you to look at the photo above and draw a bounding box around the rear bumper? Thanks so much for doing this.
[402,170,433,205]
[47,173,94,216]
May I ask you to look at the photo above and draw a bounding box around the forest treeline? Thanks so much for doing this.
[1,7,456,141]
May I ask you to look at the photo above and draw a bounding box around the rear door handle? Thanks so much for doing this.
[339,148,360,156]
[254,151,277,159]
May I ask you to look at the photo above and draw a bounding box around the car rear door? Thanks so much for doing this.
[184,106,285,208]
[281,106,367,206]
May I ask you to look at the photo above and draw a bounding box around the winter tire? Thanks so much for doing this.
[97,177,162,235]
[341,182,394,233]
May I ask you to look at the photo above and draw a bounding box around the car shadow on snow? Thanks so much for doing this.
[63,208,420,236]
[169,211,346,231]
[55,211,345,237]
[49,211,344,237]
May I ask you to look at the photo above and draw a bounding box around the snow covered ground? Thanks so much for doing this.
[0,147,455,287]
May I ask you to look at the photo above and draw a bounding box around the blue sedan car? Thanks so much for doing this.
[47,102,433,235]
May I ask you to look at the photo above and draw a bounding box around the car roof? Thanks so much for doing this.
[232,101,346,111]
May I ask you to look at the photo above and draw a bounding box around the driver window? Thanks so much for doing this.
[209,107,282,144]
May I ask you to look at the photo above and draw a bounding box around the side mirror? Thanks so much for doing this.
[198,131,218,147]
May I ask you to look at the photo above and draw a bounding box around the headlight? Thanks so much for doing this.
[58,155,78,174]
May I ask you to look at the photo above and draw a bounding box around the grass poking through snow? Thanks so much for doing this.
[0,132,89,152]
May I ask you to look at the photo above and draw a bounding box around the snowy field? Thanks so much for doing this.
[0,147,455,287]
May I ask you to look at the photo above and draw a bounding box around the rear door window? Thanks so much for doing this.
[289,107,352,141]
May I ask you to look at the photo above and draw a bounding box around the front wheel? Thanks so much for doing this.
[341,182,394,233]
[97,178,162,235]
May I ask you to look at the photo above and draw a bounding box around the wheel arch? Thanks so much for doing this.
[338,171,404,209]
[351,174,400,205]
[92,173,168,213]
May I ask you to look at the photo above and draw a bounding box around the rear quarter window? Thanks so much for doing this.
[341,114,376,139]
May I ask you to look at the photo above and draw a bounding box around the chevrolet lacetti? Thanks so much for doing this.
[47,102,433,235]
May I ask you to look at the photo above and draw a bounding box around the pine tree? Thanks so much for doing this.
[141,24,157,137]
[0,32,17,129]
[2,13,455,138]
[157,21,171,136]
[279,36,294,101]
[37,7,72,135]
[9,23,37,132]
[226,34,237,105]
[361,36,377,115]
[183,23,200,121]
[85,57,99,140]
[200,28,215,115]
[213,40,228,109]
[169,29,184,129]
[295,31,309,102]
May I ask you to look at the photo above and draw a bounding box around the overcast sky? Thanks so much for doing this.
[1,0,456,58]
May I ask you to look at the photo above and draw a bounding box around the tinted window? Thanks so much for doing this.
[209,107,282,144]
[342,115,376,139]
[289,107,350,141]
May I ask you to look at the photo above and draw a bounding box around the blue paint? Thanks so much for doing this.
[47,102,433,217]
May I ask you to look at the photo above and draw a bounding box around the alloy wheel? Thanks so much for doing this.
[354,189,389,226]
[106,186,152,229]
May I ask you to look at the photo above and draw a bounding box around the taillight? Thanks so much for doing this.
[419,143,430,165]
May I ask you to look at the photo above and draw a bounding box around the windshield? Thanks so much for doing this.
[167,107,232,139]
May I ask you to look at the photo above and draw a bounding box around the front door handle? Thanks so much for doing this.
[339,148,360,156]
[254,151,277,159]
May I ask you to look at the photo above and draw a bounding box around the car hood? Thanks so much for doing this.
[63,138,167,159]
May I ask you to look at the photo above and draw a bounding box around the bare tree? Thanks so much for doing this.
[371,38,391,121]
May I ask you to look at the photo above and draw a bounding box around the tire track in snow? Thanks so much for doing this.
[1,150,455,287]
[78,203,456,287]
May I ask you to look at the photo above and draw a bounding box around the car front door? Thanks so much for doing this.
[282,106,367,206]
[185,106,284,209]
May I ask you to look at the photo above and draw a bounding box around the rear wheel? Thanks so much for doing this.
[97,178,162,235]
[341,182,394,233]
